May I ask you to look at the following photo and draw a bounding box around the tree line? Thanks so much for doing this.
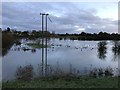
[57,32,120,40]
[1,27,120,40]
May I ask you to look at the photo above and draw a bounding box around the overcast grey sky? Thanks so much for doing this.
[2,2,118,34]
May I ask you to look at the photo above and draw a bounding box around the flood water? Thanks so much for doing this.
[2,38,119,81]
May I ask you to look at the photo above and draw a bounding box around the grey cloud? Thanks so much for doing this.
[2,2,117,34]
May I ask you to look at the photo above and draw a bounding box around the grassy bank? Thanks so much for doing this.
[3,76,119,88]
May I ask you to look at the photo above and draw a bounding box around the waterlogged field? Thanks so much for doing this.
[2,38,119,81]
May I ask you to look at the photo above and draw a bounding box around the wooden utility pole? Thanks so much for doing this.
[45,14,49,76]
[40,13,49,77]
[40,13,45,76]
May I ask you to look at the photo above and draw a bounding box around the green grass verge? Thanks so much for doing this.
[2,77,119,88]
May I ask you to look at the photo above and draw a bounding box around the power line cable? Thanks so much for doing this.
[48,16,58,31]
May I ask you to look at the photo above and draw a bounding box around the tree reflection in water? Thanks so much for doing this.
[97,41,107,60]
[112,41,120,61]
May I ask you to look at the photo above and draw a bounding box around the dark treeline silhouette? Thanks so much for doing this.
[2,27,17,56]
[2,27,51,39]
[2,27,120,40]
[57,32,120,40]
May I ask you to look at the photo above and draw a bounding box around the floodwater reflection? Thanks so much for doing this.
[97,41,107,60]
[112,41,120,61]
[2,39,118,81]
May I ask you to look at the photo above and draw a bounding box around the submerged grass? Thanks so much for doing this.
[2,64,119,88]
[27,43,49,48]
[2,76,119,88]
